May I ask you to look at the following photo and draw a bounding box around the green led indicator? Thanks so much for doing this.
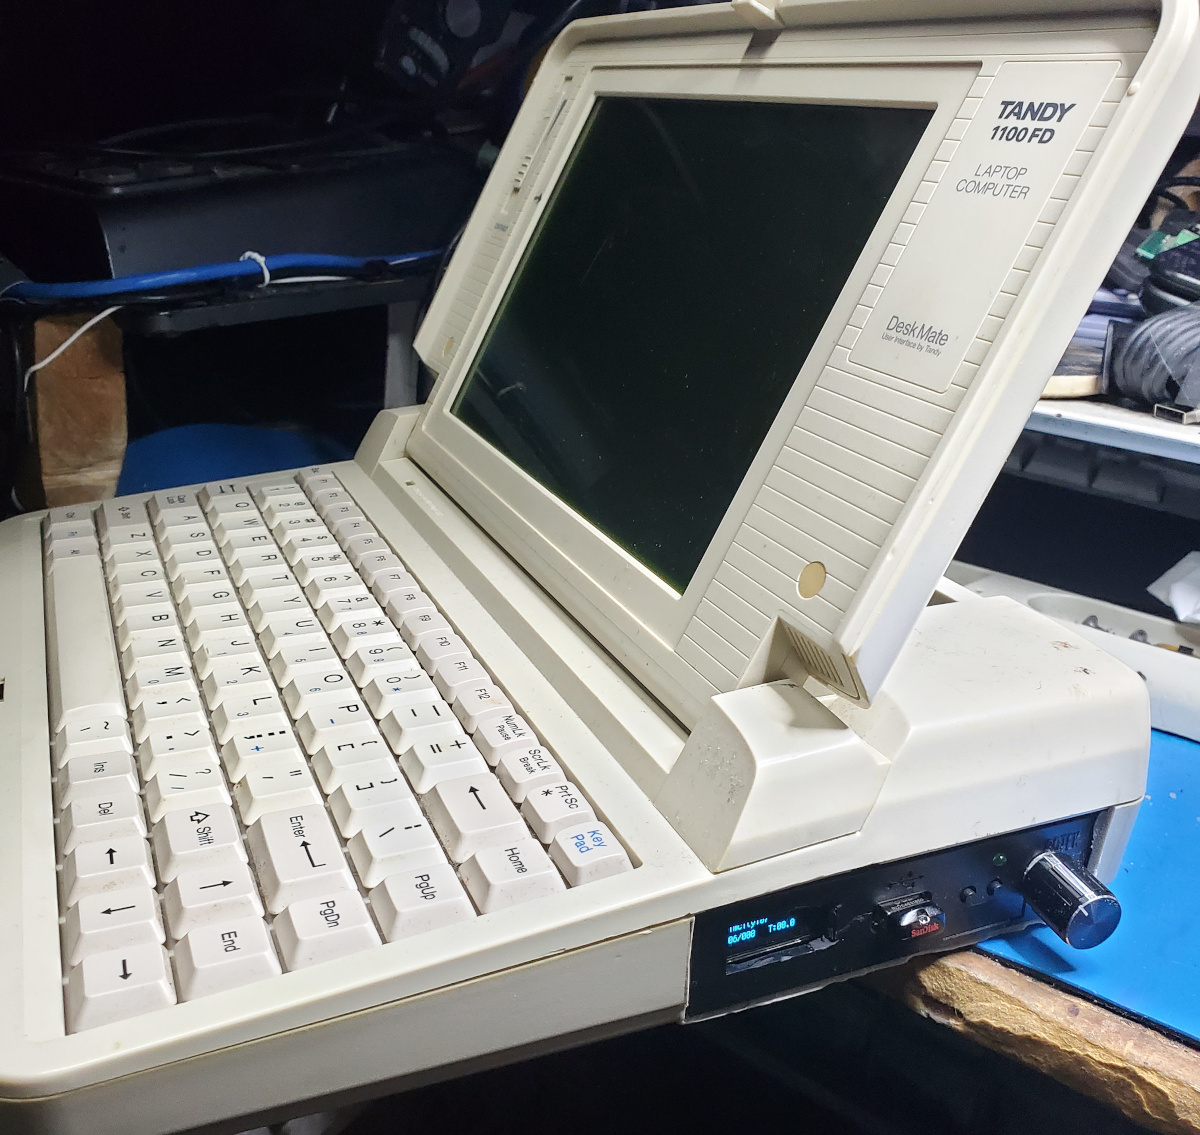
[992,852,1007,867]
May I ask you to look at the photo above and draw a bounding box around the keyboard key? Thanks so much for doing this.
[381,699,463,754]
[269,639,342,686]
[432,657,491,701]
[258,614,325,656]
[173,917,281,1001]
[424,774,526,863]
[310,732,391,793]
[459,839,565,913]
[362,670,437,718]
[201,655,274,707]
[221,728,306,783]
[125,661,196,708]
[151,804,247,883]
[398,610,452,647]
[210,691,290,744]
[303,571,367,605]
[246,806,355,913]
[331,616,401,658]
[274,891,380,971]
[345,533,389,567]
[132,690,207,741]
[282,666,355,717]
[170,562,230,598]
[370,864,474,942]
[520,782,595,844]
[53,718,133,768]
[58,792,146,853]
[296,699,378,754]
[185,605,250,648]
[136,717,215,779]
[549,822,633,885]
[414,632,472,671]
[293,551,353,586]
[144,758,231,823]
[191,633,258,678]
[316,593,381,631]
[234,759,322,825]
[399,735,488,795]
[452,683,513,733]
[385,588,437,625]
[327,764,412,837]
[347,642,418,686]
[174,911,280,998]
[247,589,310,631]
[346,802,442,887]
[162,861,264,938]
[60,835,156,907]
[55,751,139,807]
[473,713,538,767]
[45,553,127,734]
[495,746,564,803]
[64,943,176,1033]
[62,886,165,966]
[116,607,181,651]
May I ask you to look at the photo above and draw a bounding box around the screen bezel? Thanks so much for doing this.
[410,61,975,722]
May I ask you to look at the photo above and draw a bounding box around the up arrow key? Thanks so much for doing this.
[425,774,525,863]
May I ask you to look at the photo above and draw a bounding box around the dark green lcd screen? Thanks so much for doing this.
[452,96,933,592]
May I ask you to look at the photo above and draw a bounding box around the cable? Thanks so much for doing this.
[22,306,121,392]
[0,250,442,303]
[1110,301,1200,408]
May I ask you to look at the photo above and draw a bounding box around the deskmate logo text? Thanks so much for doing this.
[883,314,950,351]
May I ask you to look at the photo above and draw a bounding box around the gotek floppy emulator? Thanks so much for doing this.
[1,1,1197,1131]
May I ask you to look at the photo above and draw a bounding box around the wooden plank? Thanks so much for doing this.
[868,951,1200,1134]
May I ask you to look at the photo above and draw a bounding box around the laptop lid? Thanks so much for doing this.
[410,0,1198,728]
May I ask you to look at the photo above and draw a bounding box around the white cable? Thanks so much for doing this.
[23,305,123,392]
[239,250,271,286]
[273,275,349,285]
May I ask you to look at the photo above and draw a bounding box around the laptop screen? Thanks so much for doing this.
[452,95,932,592]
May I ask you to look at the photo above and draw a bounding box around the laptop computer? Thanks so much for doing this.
[1,1,1195,1130]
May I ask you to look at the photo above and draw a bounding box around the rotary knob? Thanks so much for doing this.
[1020,850,1121,949]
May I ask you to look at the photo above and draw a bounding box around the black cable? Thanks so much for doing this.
[1110,301,1200,408]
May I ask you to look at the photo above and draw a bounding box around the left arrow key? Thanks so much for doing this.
[62,885,164,967]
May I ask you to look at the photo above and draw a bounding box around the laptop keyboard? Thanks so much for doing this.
[42,467,632,1033]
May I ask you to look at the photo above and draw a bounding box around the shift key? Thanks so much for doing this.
[246,806,355,913]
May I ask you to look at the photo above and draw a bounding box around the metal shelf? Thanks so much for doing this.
[1027,399,1200,466]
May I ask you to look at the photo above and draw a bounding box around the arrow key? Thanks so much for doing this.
[162,861,264,938]
[60,835,156,907]
[424,773,525,863]
[62,885,164,966]
[65,942,176,1033]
